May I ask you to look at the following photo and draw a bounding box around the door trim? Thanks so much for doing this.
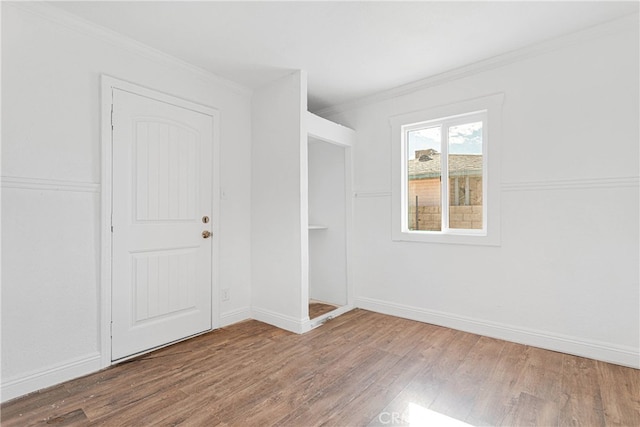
[100,75,221,368]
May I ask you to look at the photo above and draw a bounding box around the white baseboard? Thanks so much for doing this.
[6,300,634,404]
[308,304,355,330]
[356,297,640,369]
[251,307,308,334]
[219,307,252,327]
[1,352,102,403]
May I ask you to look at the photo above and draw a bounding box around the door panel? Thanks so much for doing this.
[131,249,198,322]
[134,120,199,222]
[111,89,213,361]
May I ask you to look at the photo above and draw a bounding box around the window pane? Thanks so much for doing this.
[448,121,483,230]
[407,126,441,231]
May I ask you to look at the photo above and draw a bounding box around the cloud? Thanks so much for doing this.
[449,122,482,145]
[407,121,483,156]
[449,122,482,154]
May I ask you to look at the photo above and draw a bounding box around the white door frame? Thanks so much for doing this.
[305,112,356,330]
[100,75,221,368]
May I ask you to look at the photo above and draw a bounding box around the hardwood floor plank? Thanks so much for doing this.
[159,320,359,426]
[466,341,529,425]
[272,349,400,426]
[321,324,443,427]
[362,317,434,357]
[595,361,640,426]
[0,384,71,426]
[500,392,558,427]
[427,335,506,422]
[323,356,423,427]
[2,309,638,427]
[309,302,337,319]
[176,338,303,398]
[88,388,189,426]
[516,346,565,401]
[367,328,480,426]
[558,354,606,426]
[44,408,89,425]
[180,337,356,425]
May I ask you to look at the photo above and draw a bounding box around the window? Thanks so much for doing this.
[391,94,503,245]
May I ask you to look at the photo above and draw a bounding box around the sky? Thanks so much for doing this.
[408,121,482,158]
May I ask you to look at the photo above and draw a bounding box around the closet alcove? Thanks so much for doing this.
[307,114,354,322]
[251,70,355,333]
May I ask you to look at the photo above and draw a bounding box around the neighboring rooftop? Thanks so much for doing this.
[408,151,482,179]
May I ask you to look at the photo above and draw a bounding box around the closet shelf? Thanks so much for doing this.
[308,224,328,230]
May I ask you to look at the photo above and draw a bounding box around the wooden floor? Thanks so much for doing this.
[2,309,639,426]
[309,301,338,319]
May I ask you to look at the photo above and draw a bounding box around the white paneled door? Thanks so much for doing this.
[111,88,213,361]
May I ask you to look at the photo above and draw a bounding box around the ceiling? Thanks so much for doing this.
[52,1,639,112]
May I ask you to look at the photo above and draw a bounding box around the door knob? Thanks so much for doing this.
[202,230,211,239]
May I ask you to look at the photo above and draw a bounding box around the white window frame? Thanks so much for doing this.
[390,93,504,245]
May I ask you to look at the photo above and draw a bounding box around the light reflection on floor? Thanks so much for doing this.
[408,403,472,426]
[377,402,473,426]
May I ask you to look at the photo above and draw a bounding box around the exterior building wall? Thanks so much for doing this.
[449,176,483,206]
[408,205,483,230]
[408,178,440,207]
[408,176,482,208]
[408,176,483,230]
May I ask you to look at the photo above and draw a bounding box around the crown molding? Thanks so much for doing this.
[6,2,252,96]
[316,13,639,118]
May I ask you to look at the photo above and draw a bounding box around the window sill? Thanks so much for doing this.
[392,230,500,246]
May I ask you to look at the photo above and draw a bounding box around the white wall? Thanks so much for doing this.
[308,138,347,306]
[324,17,640,367]
[1,3,253,401]
[251,71,309,332]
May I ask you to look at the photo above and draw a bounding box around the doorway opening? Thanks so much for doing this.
[101,76,220,366]
[307,137,348,320]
